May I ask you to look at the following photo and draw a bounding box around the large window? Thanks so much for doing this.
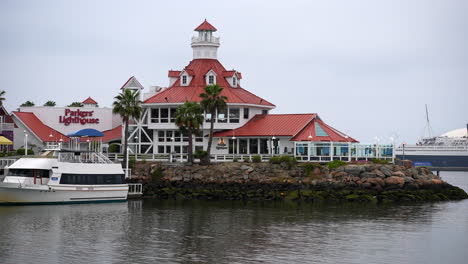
[249,139,258,154]
[59,174,125,185]
[218,109,227,123]
[229,108,240,123]
[170,108,177,123]
[8,169,49,178]
[260,139,269,154]
[239,139,248,154]
[182,75,187,85]
[160,108,169,123]
[229,139,237,154]
[151,109,159,123]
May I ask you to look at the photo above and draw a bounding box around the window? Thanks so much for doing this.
[232,77,237,86]
[218,109,227,123]
[8,169,50,178]
[262,110,268,115]
[195,146,203,152]
[158,146,165,154]
[249,139,258,154]
[229,139,237,154]
[59,174,125,185]
[205,112,214,122]
[243,108,249,119]
[239,139,248,154]
[160,108,169,123]
[182,131,189,142]
[158,131,165,142]
[170,108,177,123]
[174,131,181,142]
[174,146,181,153]
[229,108,240,123]
[166,146,171,154]
[208,75,215,84]
[260,139,269,154]
[151,109,159,123]
[182,75,187,85]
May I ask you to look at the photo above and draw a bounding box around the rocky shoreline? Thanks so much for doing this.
[128,160,468,203]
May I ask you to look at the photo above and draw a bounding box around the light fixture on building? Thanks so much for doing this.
[308,135,313,140]
[272,136,276,140]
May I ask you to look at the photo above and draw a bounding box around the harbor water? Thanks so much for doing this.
[0,172,467,264]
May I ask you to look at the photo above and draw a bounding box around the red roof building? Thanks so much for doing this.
[12,111,69,143]
[82,97,98,105]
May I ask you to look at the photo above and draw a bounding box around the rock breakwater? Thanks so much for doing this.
[128,161,467,203]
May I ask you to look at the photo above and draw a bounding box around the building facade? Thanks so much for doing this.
[126,20,359,160]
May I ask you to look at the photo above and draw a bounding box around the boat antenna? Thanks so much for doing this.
[423,104,434,138]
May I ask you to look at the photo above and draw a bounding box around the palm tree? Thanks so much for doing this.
[175,101,204,163]
[20,101,35,107]
[112,89,142,172]
[200,84,228,164]
[0,90,5,106]
[68,102,83,107]
[43,101,56,106]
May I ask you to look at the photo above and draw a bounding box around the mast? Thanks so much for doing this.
[424,104,434,138]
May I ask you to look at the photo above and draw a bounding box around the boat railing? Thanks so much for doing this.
[58,152,115,164]
[397,145,468,151]
[128,183,143,196]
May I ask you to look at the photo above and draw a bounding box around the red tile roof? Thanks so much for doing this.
[102,125,122,142]
[144,59,275,107]
[195,20,217,31]
[213,114,359,142]
[214,114,316,137]
[82,97,97,105]
[168,71,181,77]
[12,112,69,142]
[291,118,358,142]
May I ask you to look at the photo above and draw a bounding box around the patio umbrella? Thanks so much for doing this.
[0,136,12,145]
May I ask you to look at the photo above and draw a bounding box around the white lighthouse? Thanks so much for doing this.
[191,19,220,59]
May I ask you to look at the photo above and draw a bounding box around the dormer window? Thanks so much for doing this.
[232,76,237,87]
[208,75,215,85]
[182,75,187,85]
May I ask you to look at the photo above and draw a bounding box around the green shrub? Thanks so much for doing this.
[243,157,250,163]
[327,160,347,169]
[194,149,208,159]
[233,157,239,162]
[252,155,261,163]
[16,148,34,155]
[372,158,390,164]
[151,168,164,182]
[270,155,296,169]
[302,163,320,176]
[108,143,120,153]
[129,157,136,169]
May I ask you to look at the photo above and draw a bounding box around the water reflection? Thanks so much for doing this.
[0,172,466,264]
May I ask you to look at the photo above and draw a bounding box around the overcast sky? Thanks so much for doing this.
[1,0,467,144]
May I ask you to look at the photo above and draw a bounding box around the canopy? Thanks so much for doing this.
[0,136,13,145]
[67,128,104,138]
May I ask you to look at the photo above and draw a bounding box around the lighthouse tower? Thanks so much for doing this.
[191,19,220,59]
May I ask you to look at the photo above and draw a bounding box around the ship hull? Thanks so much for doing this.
[0,183,128,205]
[396,154,468,167]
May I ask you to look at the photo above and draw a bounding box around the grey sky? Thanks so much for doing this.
[1,0,467,144]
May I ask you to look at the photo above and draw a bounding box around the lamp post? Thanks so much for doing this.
[170,137,175,162]
[134,136,138,161]
[271,136,276,155]
[402,142,406,161]
[24,130,28,156]
[125,146,130,178]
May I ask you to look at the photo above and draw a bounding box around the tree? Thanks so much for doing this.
[112,89,142,173]
[68,102,83,107]
[0,90,5,106]
[175,101,204,163]
[199,84,228,164]
[20,101,35,107]
[43,100,56,107]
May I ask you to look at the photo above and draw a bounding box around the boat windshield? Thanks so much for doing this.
[7,169,50,178]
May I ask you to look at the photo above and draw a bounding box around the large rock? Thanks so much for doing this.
[385,176,405,187]
[373,169,386,178]
[380,166,393,177]
[361,172,378,179]
[345,166,365,176]
[240,165,253,171]
[392,171,406,177]
[367,177,385,188]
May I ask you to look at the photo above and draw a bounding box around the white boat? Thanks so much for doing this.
[0,150,128,205]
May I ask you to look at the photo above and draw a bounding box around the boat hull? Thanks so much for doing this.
[396,154,468,168]
[0,183,128,205]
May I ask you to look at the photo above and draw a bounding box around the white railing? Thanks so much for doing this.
[58,152,114,164]
[396,145,468,152]
[0,123,14,131]
[128,183,143,196]
[0,158,17,168]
